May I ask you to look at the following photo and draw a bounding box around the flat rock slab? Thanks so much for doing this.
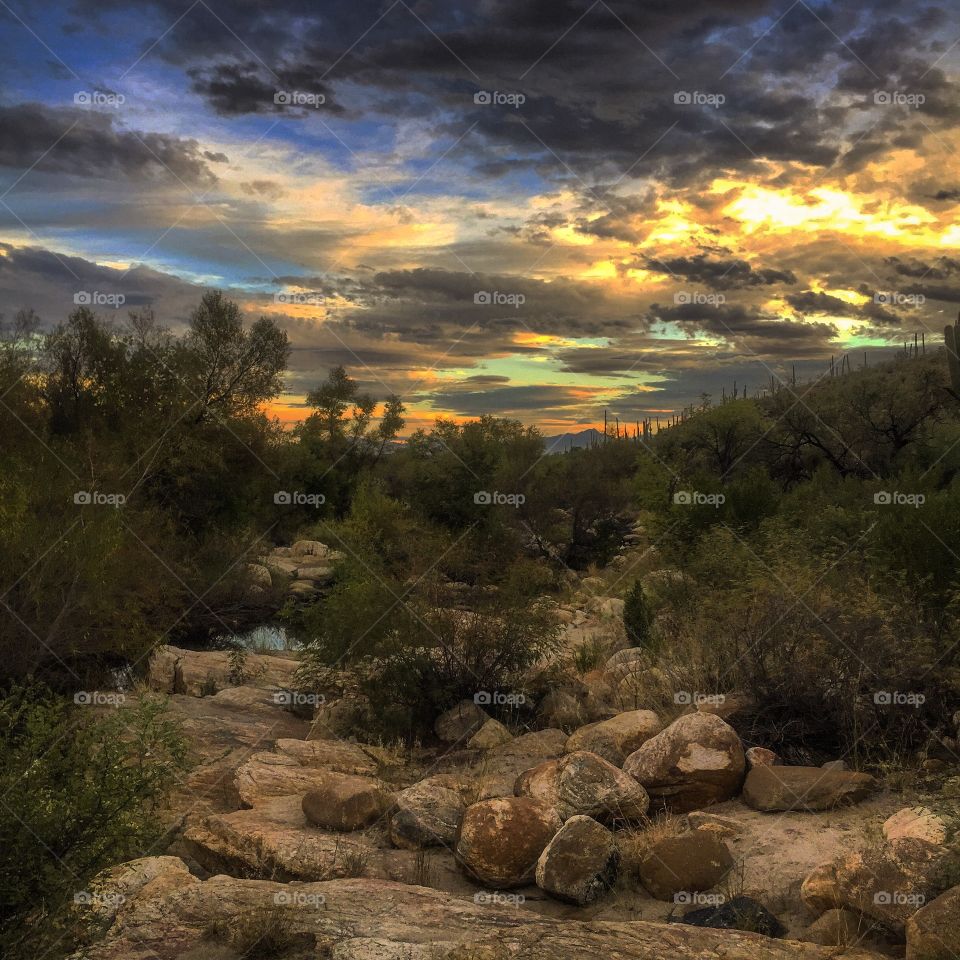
[81,874,886,960]
[148,645,299,697]
[743,766,877,812]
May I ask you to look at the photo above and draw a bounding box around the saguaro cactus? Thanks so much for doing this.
[945,313,960,399]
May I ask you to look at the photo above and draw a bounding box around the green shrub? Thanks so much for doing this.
[0,685,189,958]
[623,579,653,648]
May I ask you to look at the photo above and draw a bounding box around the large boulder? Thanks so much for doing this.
[801,838,955,934]
[906,885,960,959]
[389,776,466,850]
[884,807,948,846]
[233,738,379,807]
[147,644,298,697]
[455,797,562,887]
[467,718,513,750]
[622,713,745,812]
[302,772,392,832]
[80,874,890,960]
[435,700,489,744]
[637,830,734,901]
[515,750,649,822]
[535,815,618,905]
[565,710,662,765]
[743,766,876,812]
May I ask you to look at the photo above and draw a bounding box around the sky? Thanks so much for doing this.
[0,0,958,432]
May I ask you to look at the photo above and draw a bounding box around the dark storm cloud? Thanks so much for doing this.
[65,0,960,187]
[0,104,219,185]
[0,242,206,322]
[785,290,860,316]
[642,254,797,289]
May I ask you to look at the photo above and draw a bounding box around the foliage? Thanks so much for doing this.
[622,579,653,648]
[0,686,188,958]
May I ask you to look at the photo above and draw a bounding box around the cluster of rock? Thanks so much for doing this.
[248,539,343,601]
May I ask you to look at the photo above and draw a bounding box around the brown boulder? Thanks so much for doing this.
[302,772,391,831]
[455,797,562,887]
[906,885,960,960]
[743,766,877,812]
[389,776,465,850]
[622,713,745,812]
[801,838,954,934]
[637,830,734,901]
[515,750,649,822]
[565,710,662,765]
[535,815,618,905]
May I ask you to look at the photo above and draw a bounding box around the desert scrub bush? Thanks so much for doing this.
[0,685,189,959]
[299,578,561,739]
[205,905,301,959]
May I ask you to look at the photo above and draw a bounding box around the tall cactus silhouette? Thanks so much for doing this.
[946,312,960,399]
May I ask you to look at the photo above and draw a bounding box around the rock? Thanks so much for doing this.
[671,896,786,938]
[906,885,960,959]
[389,777,465,850]
[292,539,330,557]
[515,751,649,822]
[538,690,585,729]
[742,766,877,812]
[296,565,335,583]
[695,691,753,721]
[233,739,379,807]
[245,562,273,588]
[687,811,744,839]
[146,645,298,697]
[475,729,569,799]
[746,746,779,768]
[455,797,562,887]
[182,795,378,880]
[288,580,318,598]
[603,647,645,683]
[467,718,512,750]
[581,576,606,591]
[75,856,194,929]
[264,556,299,577]
[565,710,661,766]
[805,908,870,946]
[594,597,625,619]
[637,830,734,901]
[435,700,489,744]
[302,772,392,831]
[821,760,847,771]
[308,697,368,739]
[623,713,745,812]
[535,815,618,905]
[801,838,954,934]
[80,875,890,960]
[884,807,948,846]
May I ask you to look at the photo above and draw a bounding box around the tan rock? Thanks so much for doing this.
[435,700,489,744]
[535,815,618,905]
[801,838,953,934]
[906,885,960,960]
[623,713,745,812]
[455,797,562,887]
[883,807,947,846]
[637,831,734,901]
[745,746,779,768]
[146,645,298,697]
[233,739,379,807]
[687,810,744,838]
[302,773,391,831]
[296,564,335,583]
[389,776,465,850]
[245,563,273,589]
[467,718,513,750]
[566,710,661,765]
[743,766,877,812]
[515,750,649,822]
[80,874,889,960]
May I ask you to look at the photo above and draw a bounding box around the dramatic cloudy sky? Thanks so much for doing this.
[1,0,958,430]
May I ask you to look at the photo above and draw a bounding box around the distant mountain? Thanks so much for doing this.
[543,427,605,453]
